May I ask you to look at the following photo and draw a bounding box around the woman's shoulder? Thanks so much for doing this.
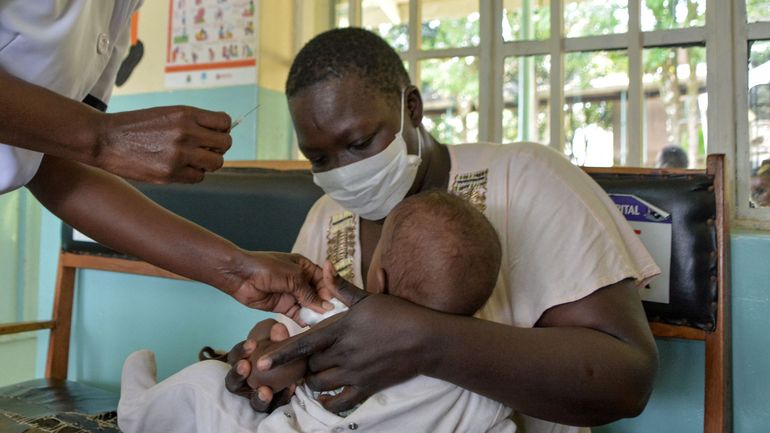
[449,141,578,182]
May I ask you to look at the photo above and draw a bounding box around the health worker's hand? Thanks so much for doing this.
[254,283,435,414]
[226,252,329,318]
[96,106,232,183]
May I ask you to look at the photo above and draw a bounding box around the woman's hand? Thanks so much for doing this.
[224,320,297,412]
[255,284,438,414]
[226,252,329,316]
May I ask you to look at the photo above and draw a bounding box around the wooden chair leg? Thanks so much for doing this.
[704,326,732,433]
[703,153,732,433]
[45,255,76,381]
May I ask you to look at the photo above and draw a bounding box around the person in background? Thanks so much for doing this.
[750,160,770,207]
[227,27,660,433]
[655,145,689,168]
[0,1,327,316]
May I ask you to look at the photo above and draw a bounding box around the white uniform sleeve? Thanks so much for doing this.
[88,11,132,104]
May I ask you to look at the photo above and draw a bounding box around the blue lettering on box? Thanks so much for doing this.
[609,194,672,223]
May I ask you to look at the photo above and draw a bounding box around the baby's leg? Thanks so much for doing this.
[118,350,268,433]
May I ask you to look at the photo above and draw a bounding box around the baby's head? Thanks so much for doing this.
[366,190,502,316]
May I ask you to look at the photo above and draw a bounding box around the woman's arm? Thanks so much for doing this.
[255,279,658,426]
[426,279,658,425]
[26,155,325,312]
[0,66,230,184]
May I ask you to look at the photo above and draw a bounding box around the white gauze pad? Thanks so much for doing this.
[298,298,348,326]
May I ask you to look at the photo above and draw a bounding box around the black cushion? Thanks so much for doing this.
[0,379,120,432]
[588,172,717,331]
[61,167,324,257]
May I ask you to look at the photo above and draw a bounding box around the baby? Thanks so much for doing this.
[118,190,514,433]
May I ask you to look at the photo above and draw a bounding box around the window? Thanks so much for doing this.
[332,1,770,225]
[736,0,770,220]
[337,0,714,168]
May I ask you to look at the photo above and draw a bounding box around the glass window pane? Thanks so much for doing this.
[748,0,770,23]
[564,0,628,38]
[503,55,551,144]
[749,40,770,207]
[363,0,409,51]
[564,50,628,166]
[421,0,480,49]
[503,0,551,41]
[642,46,707,168]
[335,0,350,27]
[641,0,706,31]
[420,56,480,144]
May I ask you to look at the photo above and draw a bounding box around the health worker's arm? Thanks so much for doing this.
[0,66,231,184]
[250,278,658,427]
[26,155,326,314]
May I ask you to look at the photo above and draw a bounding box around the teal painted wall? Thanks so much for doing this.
[105,85,295,161]
[596,231,770,433]
[256,88,296,160]
[107,85,259,160]
[0,189,41,386]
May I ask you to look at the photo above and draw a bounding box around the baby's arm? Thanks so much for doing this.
[247,319,308,391]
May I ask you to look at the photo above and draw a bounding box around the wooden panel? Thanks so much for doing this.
[60,253,187,281]
[650,322,707,340]
[224,160,311,171]
[0,320,56,336]
[704,154,732,433]
[582,166,698,176]
[45,259,76,380]
[223,160,703,175]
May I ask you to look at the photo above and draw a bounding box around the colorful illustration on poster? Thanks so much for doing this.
[166,0,258,88]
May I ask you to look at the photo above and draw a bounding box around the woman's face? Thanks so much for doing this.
[289,76,412,173]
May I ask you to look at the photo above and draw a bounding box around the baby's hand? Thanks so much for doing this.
[224,319,299,413]
[246,320,306,391]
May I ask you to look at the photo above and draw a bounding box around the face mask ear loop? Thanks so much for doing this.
[417,126,423,159]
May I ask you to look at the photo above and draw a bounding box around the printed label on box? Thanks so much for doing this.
[609,194,672,304]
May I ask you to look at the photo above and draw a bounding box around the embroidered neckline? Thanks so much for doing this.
[326,211,357,282]
[451,168,489,213]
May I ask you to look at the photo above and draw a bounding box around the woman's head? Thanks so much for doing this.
[286,28,410,108]
[287,28,427,220]
[286,27,423,171]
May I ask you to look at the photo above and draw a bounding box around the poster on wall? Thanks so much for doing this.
[165,0,258,89]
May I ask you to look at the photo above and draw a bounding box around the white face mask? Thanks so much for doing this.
[313,90,422,220]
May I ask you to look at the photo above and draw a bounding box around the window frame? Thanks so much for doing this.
[734,2,770,227]
[336,0,770,228]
